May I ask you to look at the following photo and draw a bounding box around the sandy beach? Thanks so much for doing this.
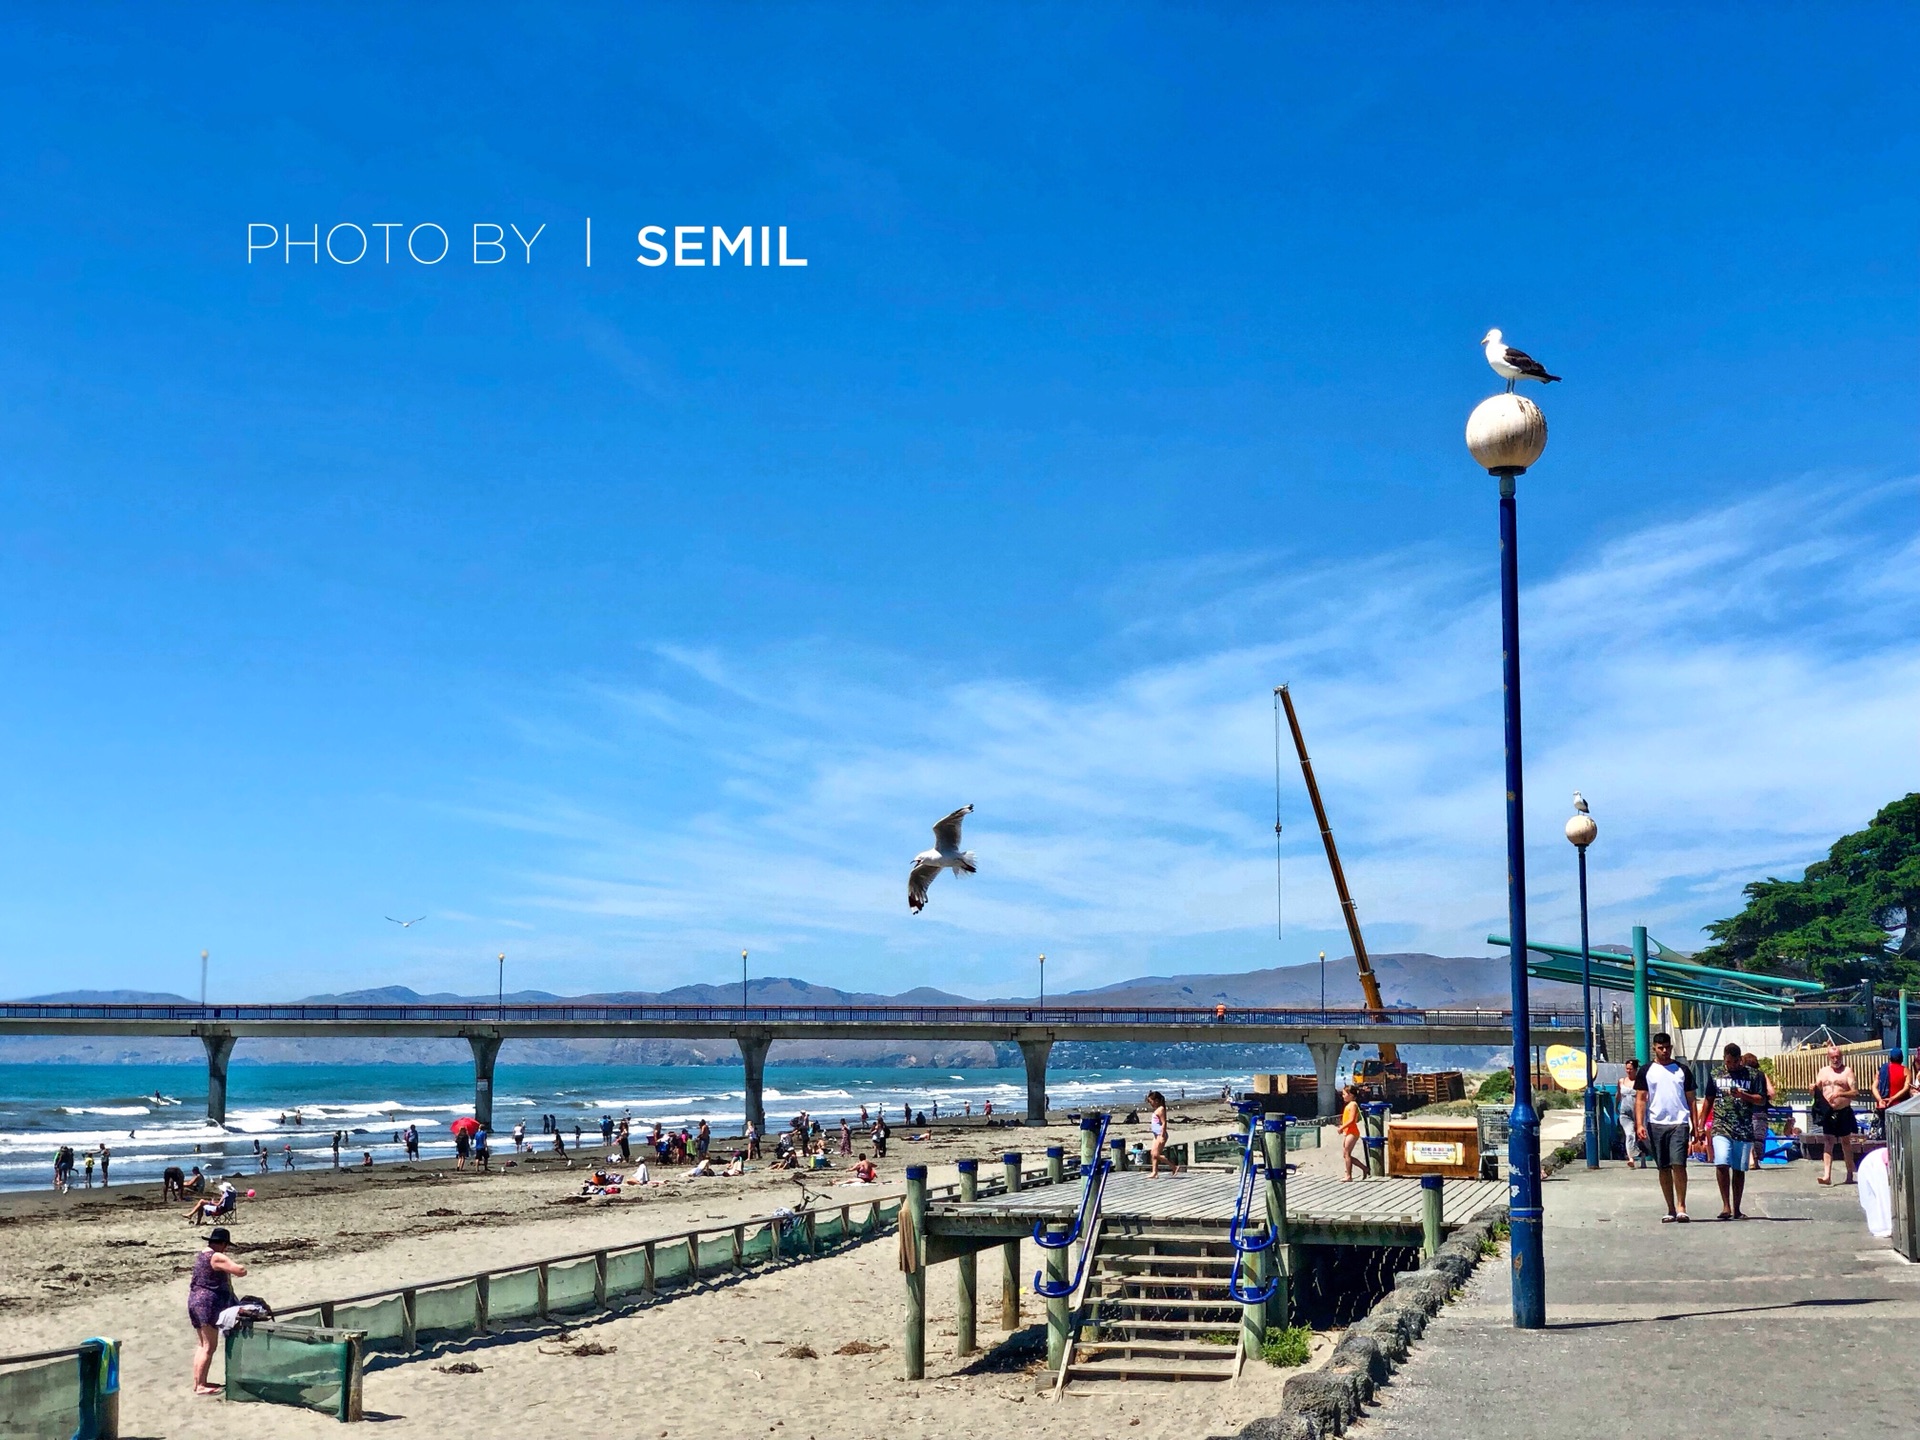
[3,1101,1352,1437]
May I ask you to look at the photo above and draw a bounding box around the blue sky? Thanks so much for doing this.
[0,6,1914,1001]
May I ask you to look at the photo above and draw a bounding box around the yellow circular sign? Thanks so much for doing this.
[1544,1044,1589,1091]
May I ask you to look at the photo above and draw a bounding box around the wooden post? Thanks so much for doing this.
[1421,1175,1445,1260]
[1001,1152,1022,1330]
[1110,1136,1127,1171]
[733,1224,745,1270]
[537,1262,549,1320]
[1047,1145,1064,1186]
[1240,1120,1266,1357]
[594,1251,608,1308]
[804,1212,818,1255]
[643,1243,656,1298]
[687,1235,699,1284]
[1045,1235,1070,1368]
[956,1159,978,1356]
[318,1301,335,1328]
[1261,1117,1291,1334]
[400,1288,417,1351]
[904,1164,928,1380]
[474,1274,490,1335]
[1365,1104,1387,1178]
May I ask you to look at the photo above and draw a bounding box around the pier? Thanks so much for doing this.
[0,999,1585,1129]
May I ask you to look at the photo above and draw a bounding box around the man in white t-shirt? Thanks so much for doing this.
[1633,1032,1699,1223]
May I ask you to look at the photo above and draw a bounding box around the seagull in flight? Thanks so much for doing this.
[1481,329,1561,392]
[385,915,426,928]
[908,805,977,913]
[1572,791,1589,815]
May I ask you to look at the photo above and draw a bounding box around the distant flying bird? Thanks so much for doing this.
[1573,791,1589,815]
[386,916,426,928]
[1481,329,1561,391]
[908,805,977,913]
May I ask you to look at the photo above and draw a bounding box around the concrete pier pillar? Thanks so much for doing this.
[1308,1040,1342,1118]
[1019,1039,1052,1124]
[468,1033,503,1129]
[738,1032,773,1138]
[201,1033,236,1128]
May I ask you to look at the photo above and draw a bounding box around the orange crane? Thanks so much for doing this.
[1275,684,1401,1071]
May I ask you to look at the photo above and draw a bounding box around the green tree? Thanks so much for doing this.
[1698,794,1920,989]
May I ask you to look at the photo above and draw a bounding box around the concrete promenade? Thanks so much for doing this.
[1362,1152,1917,1439]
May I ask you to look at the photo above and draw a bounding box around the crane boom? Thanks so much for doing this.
[1275,684,1397,1065]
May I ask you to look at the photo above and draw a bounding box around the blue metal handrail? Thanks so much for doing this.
[1033,1114,1112,1299]
[1227,1107,1278,1304]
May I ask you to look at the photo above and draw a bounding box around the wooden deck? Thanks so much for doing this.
[926,1169,1507,1248]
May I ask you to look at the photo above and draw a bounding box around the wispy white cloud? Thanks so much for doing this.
[481,477,1920,995]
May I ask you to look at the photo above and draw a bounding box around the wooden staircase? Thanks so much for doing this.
[1056,1219,1256,1389]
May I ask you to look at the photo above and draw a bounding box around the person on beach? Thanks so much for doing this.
[98,1144,111,1186]
[860,1104,870,1126]
[1145,1091,1172,1177]
[405,1125,420,1161]
[1339,1086,1363,1182]
[512,1120,526,1153]
[330,1131,341,1168]
[454,1128,471,1170]
[1812,1046,1860,1184]
[871,1119,889,1158]
[188,1225,246,1396]
[184,1165,207,1195]
[1617,1059,1644,1166]
[1707,1043,1764,1219]
[696,1119,711,1160]
[839,1118,852,1155]
[617,1119,632,1163]
[1635,1032,1699,1222]
[1744,1053,1773,1170]
[1872,1049,1910,1133]
[84,1151,95,1187]
[745,1120,760,1160]
[474,1126,492,1171]
[282,1143,295,1170]
[163,1166,187,1200]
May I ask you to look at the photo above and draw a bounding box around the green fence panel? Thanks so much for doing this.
[0,1338,121,1440]
[546,1259,599,1314]
[813,1212,845,1246]
[605,1249,650,1300]
[651,1241,691,1288]
[486,1267,542,1324]
[224,1323,362,1421]
[332,1293,408,1353]
[697,1234,735,1273]
[740,1222,776,1265]
[412,1280,479,1342]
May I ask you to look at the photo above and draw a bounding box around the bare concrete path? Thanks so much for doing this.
[1360,1154,1917,1439]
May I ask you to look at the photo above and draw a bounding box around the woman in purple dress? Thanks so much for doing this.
[188,1226,247,1396]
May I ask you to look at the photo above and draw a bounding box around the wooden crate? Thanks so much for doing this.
[1385,1117,1481,1179]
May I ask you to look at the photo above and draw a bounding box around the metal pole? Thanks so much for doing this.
[1497,470,1545,1329]
[1901,988,1909,1058]
[200,949,209,1009]
[1319,951,1326,1018]
[1632,926,1650,1064]
[1579,844,1597,1168]
[497,953,505,1021]
[742,949,748,1012]
[1038,954,1045,1008]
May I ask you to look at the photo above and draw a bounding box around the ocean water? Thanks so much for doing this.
[0,1062,1248,1194]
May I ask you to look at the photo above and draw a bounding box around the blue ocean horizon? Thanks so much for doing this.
[0,1060,1249,1194]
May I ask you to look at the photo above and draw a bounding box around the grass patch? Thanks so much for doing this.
[1261,1324,1312,1367]
[1479,1217,1510,1257]
[1197,1331,1237,1346]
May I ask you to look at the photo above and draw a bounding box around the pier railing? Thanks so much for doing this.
[0,999,1590,1028]
[272,1164,1059,1364]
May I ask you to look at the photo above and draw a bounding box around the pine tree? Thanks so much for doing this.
[1698,794,1920,988]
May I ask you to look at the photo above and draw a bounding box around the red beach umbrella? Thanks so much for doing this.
[449,1117,480,1136]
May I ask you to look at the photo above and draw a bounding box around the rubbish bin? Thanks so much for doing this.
[1888,1095,1920,1261]
[1593,1087,1621,1160]
[1361,1101,1390,1178]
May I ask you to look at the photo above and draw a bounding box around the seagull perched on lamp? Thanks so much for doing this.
[1572,791,1589,815]
[908,805,976,913]
[1481,329,1561,392]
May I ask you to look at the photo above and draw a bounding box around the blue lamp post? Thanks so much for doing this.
[1466,391,1549,1330]
[1566,806,1599,1168]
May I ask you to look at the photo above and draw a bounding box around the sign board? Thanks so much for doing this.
[1545,1043,1589,1091]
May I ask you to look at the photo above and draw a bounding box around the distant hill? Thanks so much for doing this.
[4,955,1558,1067]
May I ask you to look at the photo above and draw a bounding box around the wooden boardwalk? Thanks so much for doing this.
[927,1169,1507,1247]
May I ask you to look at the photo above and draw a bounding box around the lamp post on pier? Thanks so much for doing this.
[1566,804,1599,1169]
[1466,389,1549,1330]
[497,952,505,1020]
[200,949,209,1011]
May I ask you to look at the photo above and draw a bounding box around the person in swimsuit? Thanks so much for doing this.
[1812,1047,1859,1185]
[1339,1086,1364,1181]
[1144,1091,1172,1177]
[188,1226,247,1396]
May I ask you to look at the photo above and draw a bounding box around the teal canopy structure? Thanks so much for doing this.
[1487,933,1823,1017]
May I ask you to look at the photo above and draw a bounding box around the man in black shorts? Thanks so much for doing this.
[1634,1033,1699,1223]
